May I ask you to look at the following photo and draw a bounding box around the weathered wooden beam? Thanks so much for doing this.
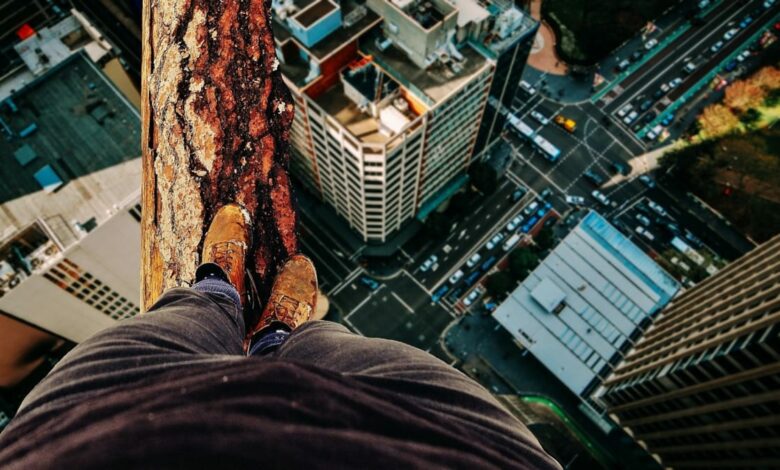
[139,0,298,311]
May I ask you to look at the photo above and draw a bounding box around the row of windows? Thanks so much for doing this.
[43,258,139,320]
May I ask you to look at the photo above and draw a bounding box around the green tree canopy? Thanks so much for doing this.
[534,227,555,252]
[507,247,538,280]
[485,271,514,300]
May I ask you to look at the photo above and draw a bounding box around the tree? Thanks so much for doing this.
[507,248,538,281]
[765,88,780,107]
[485,271,514,300]
[469,162,498,194]
[140,0,298,309]
[534,227,556,252]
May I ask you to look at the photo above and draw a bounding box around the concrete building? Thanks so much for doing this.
[273,0,536,244]
[595,234,780,468]
[493,212,680,405]
[0,15,143,343]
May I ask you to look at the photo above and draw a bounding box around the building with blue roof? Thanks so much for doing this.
[493,211,680,404]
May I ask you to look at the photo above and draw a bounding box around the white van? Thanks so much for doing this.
[502,234,521,252]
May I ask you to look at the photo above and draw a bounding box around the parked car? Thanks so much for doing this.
[668,77,683,89]
[420,254,438,272]
[682,61,696,74]
[431,284,450,302]
[463,289,483,306]
[511,187,527,202]
[636,213,651,226]
[540,187,554,199]
[661,114,675,126]
[644,38,658,50]
[630,50,643,62]
[502,234,521,252]
[623,110,639,125]
[480,255,498,271]
[466,253,482,268]
[739,16,753,28]
[530,110,550,125]
[485,232,505,250]
[591,190,611,207]
[565,195,585,205]
[647,200,669,218]
[449,270,465,284]
[736,50,751,63]
[616,59,631,72]
[464,271,481,286]
[724,60,738,72]
[642,111,657,124]
[506,214,524,232]
[584,170,606,186]
[523,201,540,216]
[359,276,380,290]
[723,28,739,41]
[635,226,655,241]
[617,104,633,118]
[639,99,653,112]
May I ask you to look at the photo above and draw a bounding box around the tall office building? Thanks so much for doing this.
[0,15,143,343]
[595,234,780,467]
[273,0,536,243]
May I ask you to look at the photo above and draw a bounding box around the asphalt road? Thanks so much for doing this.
[601,0,780,138]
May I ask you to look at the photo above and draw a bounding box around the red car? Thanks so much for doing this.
[774,21,780,31]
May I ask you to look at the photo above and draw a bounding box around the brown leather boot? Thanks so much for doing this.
[196,203,251,305]
[247,254,317,340]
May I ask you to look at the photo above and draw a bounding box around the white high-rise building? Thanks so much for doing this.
[273,0,537,243]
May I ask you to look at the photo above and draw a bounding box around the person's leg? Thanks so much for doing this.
[16,280,245,421]
[273,320,545,448]
[273,320,494,402]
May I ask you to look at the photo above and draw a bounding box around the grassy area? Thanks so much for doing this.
[542,0,678,65]
[660,128,780,243]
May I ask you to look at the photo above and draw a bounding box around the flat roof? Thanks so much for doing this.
[0,51,141,243]
[493,211,680,396]
[362,29,489,104]
[273,0,381,62]
[294,0,338,28]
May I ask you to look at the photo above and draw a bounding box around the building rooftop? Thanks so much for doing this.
[493,211,680,397]
[362,28,489,105]
[470,5,537,59]
[0,50,141,249]
[273,0,381,62]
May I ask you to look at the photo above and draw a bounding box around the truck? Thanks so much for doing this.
[532,134,561,162]
[554,115,577,133]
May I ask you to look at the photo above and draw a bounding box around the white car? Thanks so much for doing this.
[506,214,524,232]
[519,80,537,95]
[635,226,655,241]
[466,253,482,268]
[723,28,739,41]
[565,195,585,205]
[647,200,669,218]
[710,41,724,53]
[617,104,633,118]
[449,270,464,284]
[736,50,751,63]
[623,110,639,125]
[530,110,550,125]
[485,232,505,250]
[420,255,438,272]
[463,289,483,306]
[523,201,540,216]
[591,190,611,207]
[644,38,658,50]
[443,244,453,254]
[668,77,683,89]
